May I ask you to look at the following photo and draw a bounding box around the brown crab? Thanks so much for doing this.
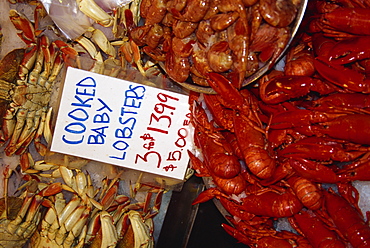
[0,166,63,248]
[0,48,25,141]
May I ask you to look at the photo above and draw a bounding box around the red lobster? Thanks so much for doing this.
[290,209,347,248]
[222,222,313,248]
[286,176,323,210]
[207,72,276,179]
[188,151,247,196]
[270,109,370,146]
[193,186,303,218]
[191,101,241,179]
[239,190,303,218]
[313,35,370,93]
[325,189,370,248]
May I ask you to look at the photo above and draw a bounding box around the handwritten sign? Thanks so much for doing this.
[51,67,193,180]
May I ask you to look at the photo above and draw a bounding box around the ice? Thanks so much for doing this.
[353,180,370,218]
[275,217,296,233]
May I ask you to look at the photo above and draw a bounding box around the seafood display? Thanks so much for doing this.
[1,0,370,247]
[189,0,370,247]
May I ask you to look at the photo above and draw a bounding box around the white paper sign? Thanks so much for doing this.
[51,67,193,180]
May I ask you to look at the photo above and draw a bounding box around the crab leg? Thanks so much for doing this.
[2,104,17,141]
[33,108,48,156]
[76,0,114,27]
[128,210,154,248]
[100,211,118,248]
[2,166,12,219]
[59,195,82,225]
[9,9,36,45]
[4,108,27,156]
[75,36,104,74]
[40,207,58,238]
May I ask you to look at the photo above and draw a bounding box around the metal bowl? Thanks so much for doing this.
[174,0,308,94]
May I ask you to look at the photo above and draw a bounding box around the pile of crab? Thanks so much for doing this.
[0,0,172,247]
[187,0,370,247]
[0,163,164,248]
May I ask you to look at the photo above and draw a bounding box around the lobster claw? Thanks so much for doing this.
[259,75,318,104]
[292,210,347,248]
[270,109,321,129]
[206,72,245,110]
[337,154,370,182]
[279,137,365,162]
[289,158,339,184]
[314,57,370,93]
[328,36,370,65]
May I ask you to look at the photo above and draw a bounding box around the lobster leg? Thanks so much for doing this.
[221,223,252,246]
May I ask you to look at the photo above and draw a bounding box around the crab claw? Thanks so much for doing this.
[38,182,63,197]
[128,210,154,248]
[9,9,36,45]
[76,0,114,27]
[100,211,118,248]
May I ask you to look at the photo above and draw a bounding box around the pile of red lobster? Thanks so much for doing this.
[189,0,370,247]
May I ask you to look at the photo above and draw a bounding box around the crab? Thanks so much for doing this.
[0,9,67,172]
[0,166,63,248]
[0,48,25,140]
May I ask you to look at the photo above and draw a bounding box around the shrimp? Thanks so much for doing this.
[259,0,298,27]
